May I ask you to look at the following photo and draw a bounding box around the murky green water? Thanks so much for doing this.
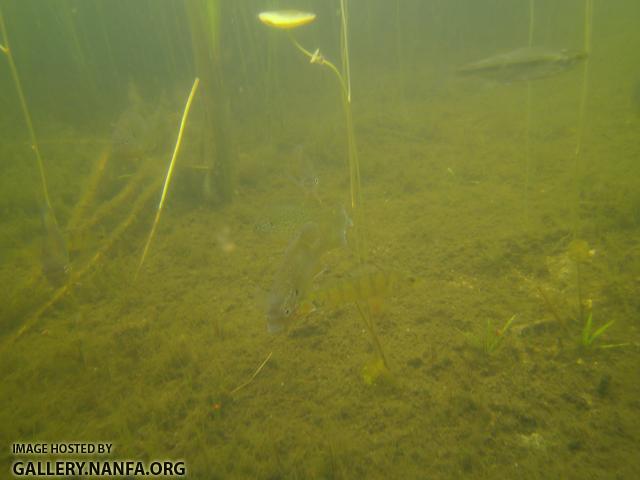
[1,1,639,478]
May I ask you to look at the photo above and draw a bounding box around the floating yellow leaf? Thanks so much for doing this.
[258,10,316,30]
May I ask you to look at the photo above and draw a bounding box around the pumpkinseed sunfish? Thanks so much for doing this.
[266,208,351,333]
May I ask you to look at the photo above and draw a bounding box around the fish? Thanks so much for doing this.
[253,203,315,236]
[286,144,322,205]
[300,269,404,317]
[457,47,587,83]
[40,204,70,287]
[111,82,164,161]
[265,208,352,333]
[111,109,153,159]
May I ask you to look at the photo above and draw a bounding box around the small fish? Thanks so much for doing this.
[266,208,351,333]
[457,47,587,83]
[253,204,314,236]
[40,204,70,287]
[301,269,403,316]
[287,144,322,204]
[111,109,151,158]
[111,82,163,160]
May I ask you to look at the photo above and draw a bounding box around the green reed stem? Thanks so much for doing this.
[523,0,535,228]
[340,0,352,103]
[286,4,381,364]
[573,0,593,240]
[0,6,52,210]
[287,31,364,261]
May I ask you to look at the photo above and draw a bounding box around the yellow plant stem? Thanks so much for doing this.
[230,351,273,395]
[9,177,162,345]
[82,160,152,234]
[356,302,388,369]
[136,77,200,279]
[287,33,349,99]
[0,6,52,210]
[67,146,111,235]
[286,32,364,260]
[284,8,380,364]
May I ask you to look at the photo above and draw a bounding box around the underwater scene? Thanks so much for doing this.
[1,0,639,478]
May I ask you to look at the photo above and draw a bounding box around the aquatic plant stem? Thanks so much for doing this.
[286,30,364,260]
[356,302,388,369]
[340,0,352,103]
[136,77,200,279]
[535,285,566,331]
[80,158,153,242]
[337,0,365,263]
[523,0,535,228]
[528,0,535,46]
[573,0,593,239]
[0,6,52,210]
[230,351,273,395]
[575,260,584,323]
[344,94,364,259]
[67,146,111,240]
[11,177,162,344]
[336,3,377,367]
[280,7,378,364]
[568,1,593,326]
[287,34,349,99]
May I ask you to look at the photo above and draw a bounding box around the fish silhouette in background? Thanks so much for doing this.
[286,144,322,205]
[266,208,351,333]
[111,108,152,160]
[457,47,587,83]
[111,81,166,161]
[40,204,70,287]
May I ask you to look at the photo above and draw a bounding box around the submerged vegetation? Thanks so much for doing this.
[580,311,630,351]
[1,1,639,479]
[463,315,517,356]
[580,311,613,349]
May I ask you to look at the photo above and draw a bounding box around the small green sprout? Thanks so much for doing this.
[484,314,516,355]
[463,315,516,356]
[580,312,629,350]
[581,312,612,347]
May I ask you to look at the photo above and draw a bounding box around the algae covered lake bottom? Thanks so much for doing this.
[1,68,639,479]
[1,1,640,478]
